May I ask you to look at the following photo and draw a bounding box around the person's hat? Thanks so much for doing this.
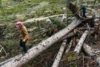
[16,21,23,29]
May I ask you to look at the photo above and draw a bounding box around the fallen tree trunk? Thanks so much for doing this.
[76,39,95,56]
[96,57,100,66]
[61,30,77,40]
[74,30,89,54]
[65,39,73,53]
[0,28,77,66]
[1,2,97,66]
[0,55,20,66]
[23,14,66,23]
[0,17,82,67]
[83,43,95,56]
[52,40,67,67]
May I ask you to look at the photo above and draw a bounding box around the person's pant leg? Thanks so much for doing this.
[20,39,23,47]
[22,42,27,53]
[20,39,27,53]
[83,12,86,18]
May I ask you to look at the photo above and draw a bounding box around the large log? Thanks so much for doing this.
[0,17,82,67]
[0,28,77,66]
[76,39,95,56]
[51,40,67,67]
[74,30,89,54]
[23,14,66,23]
[96,57,100,66]
[83,43,95,56]
[61,30,77,40]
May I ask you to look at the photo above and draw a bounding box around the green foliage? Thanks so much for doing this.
[3,40,18,51]
[24,21,37,28]
[24,20,45,29]
[49,18,66,30]
[68,52,78,62]
[34,4,63,17]
[1,39,21,57]
[0,0,65,24]
[0,3,38,15]
[67,53,78,67]
[0,1,39,24]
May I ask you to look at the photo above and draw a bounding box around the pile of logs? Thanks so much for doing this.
[0,2,100,67]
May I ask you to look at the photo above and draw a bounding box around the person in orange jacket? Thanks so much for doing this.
[16,21,30,55]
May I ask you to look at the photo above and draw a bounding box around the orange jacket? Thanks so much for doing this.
[20,24,30,41]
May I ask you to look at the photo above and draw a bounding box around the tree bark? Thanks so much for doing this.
[65,39,73,53]
[61,30,77,40]
[51,40,67,67]
[96,57,100,66]
[23,14,66,23]
[76,39,95,56]
[83,43,95,56]
[74,30,89,54]
[0,17,82,67]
